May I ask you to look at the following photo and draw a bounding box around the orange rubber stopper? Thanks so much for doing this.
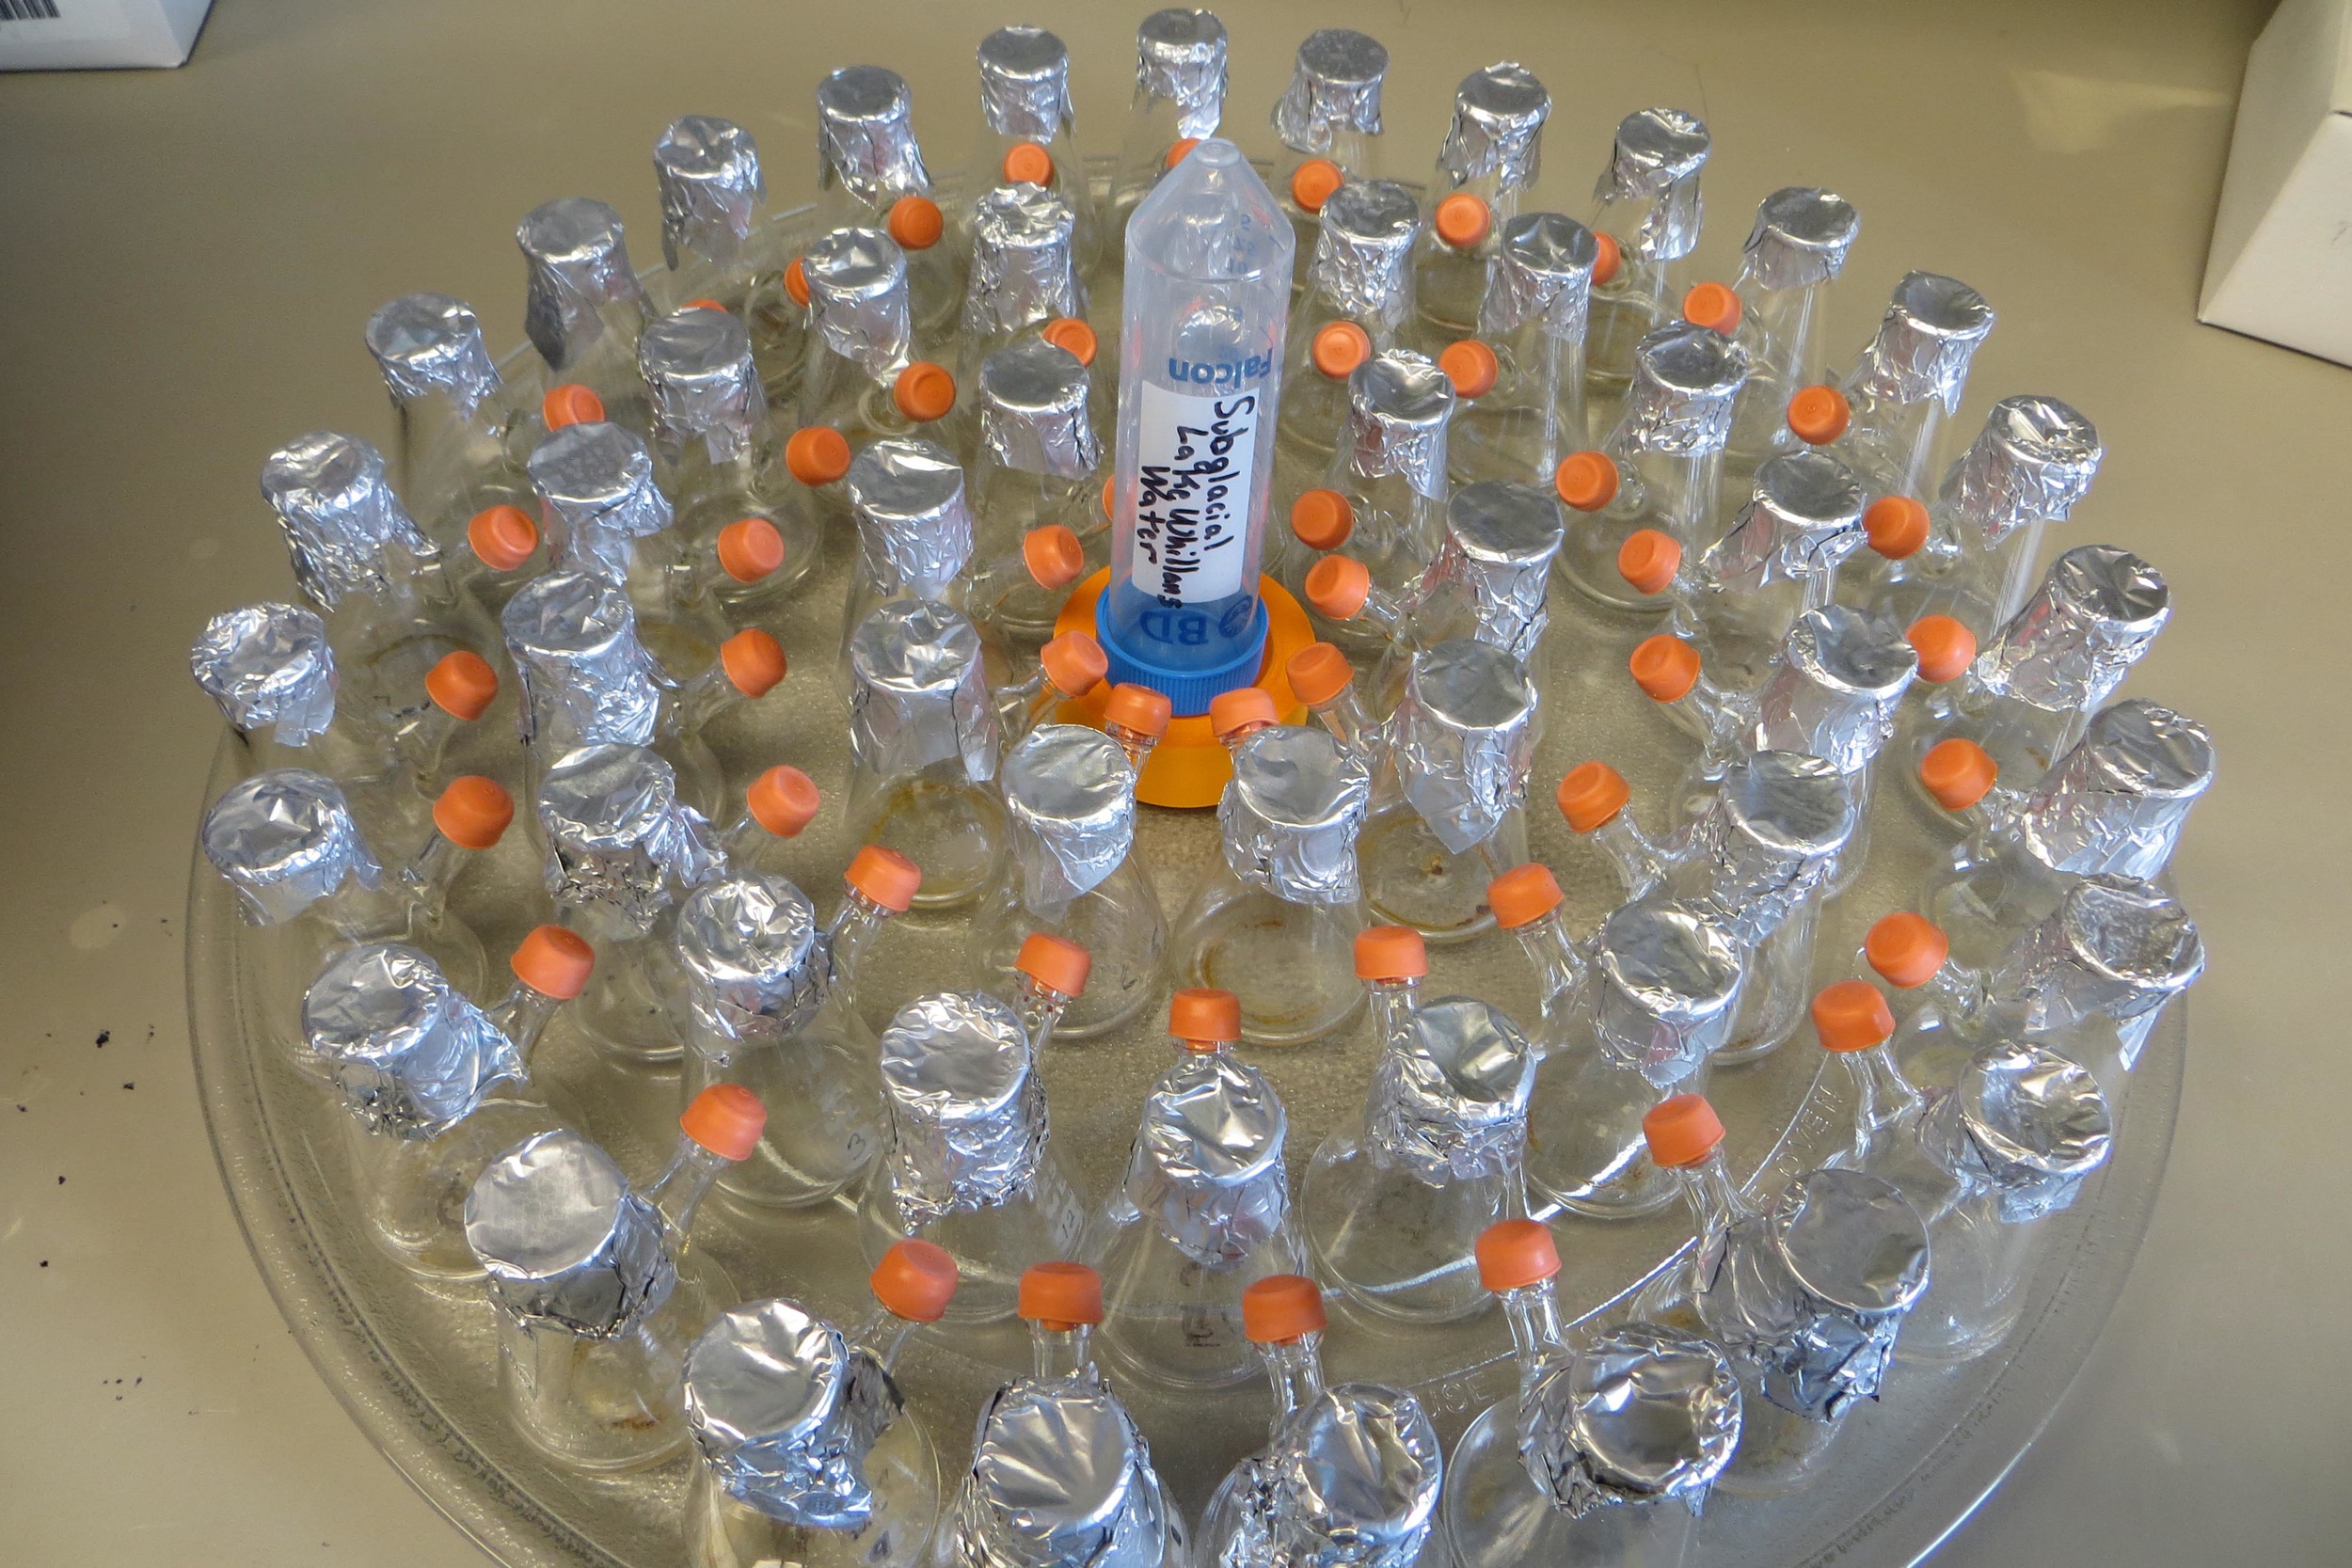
[1643,1093,1725,1168]
[510,925,596,1001]
[1629,634,1702,703]
[1591,230,1623,287]
[1866,911,1950,990]
[1016,932,1092,998]
[1304,554,1372,620]
[1353,925,1429,982]
[1290,157,1345,214]
[1022,524,1087,591]
[870,1238,959,1323]
[1439,340,1500,399]
[1813,979,1897,1053]
[1019,1260,1104,1328]
[1434,192,1491,249]
[1554,451,1620,512]
[1787,385,1850,445]
[1169,987,1242,1047]
[893,361,957,422]
[1475,1219,1561,1291]
[846,845,922,911]
[886,194,944,251]
[1291,488,1355,550]
[783,256,810,309]
[682,297,728,313]
[785,425,852,486]
[1488,863,1565,930]
[1311,320,1373,381]
[1919,737,1999,811]
[681,1083,767,1161]
[1286,642,1355,707]
[1906,615,1977,684]
[1682,281,1743,335]
[1165,137,1200,169]
[1210,687,1279,741]
[425,649,500,721]
[1557,761,1631,833]
[467,504,538,572]
[1040,630,1109,697]
[717,517,786,583]
[1104,683,1172,738]
[431,775,513,850]
[1618,529,1682,595]
[542,383,604,431]
[745,765,821,838]
[1865,495,1931,561]
[1243,1274,1327,1343]
[1041,316,1097,366]
[1100,477,1115,520]
[1002,140,1056,186]
[720,628,787,697]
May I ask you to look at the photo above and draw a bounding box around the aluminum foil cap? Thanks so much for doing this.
[190,602,338,742]
[1135,8,1229,139]
[1364,995,1534,1185]
[1589,900,1744,1084]
[980,338,1101,480]
[978,26,1075,141]
[537,743,724,928]
[501,571,669,749]
[1994,875,2205,1034]
[675,872,828,1044]
[365,293,500,418]
[965,183,1085,340]
[655,115,765,270]
[201,768,381,927]
[847,437,977,597]
[1309,179,1420,325]
[1423,481,1565,661]
[517,198,647,372]
[1919,1041,2112,1222]
[1122,1049,1288,1267]
[685,1298,899,1528]
[817,66,931,205]
[2017,700,2214,878]
[1478,213,1598,341]
[878,991,1044,1226]
[1848,273,1994,413]
[1518,1324,1740,1514]
[1740,188,1860,293]
[1388,640,1536,855]
[1946,395,2104,545]
[1438,63,1549,194]
[1263,1386,1440,1568]
[1273,29,1388,154]
[528,422,675,586]
[1978,545,2169,713]
[1700,451,1868,594]
[805,227,914,379]
[466,1128,674,1338]
[1684,752,1855,943]
[1344,352,1455,499]
[847,599,1002,787]
[1595,109,1709,262]
[1220,725,1373,906]
[1002,725,1137,908]
[640,308,766,463]
[1751,605,1918,774]
[301,942,522,1140]
[261,433,432,612]
[958,1376,1161,1568]
[1621,325,1747,456]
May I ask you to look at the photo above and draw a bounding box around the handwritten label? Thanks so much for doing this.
[1129,382,1261,606]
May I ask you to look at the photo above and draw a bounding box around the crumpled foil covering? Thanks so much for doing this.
[981,338,1101,480]
[978,27,1075,140]
[1918,1041,2113,1223]
[1478,213,1598,341]
[1697,451,1867,594]
[516,198,648,372]
[1977,545,2169,713]
[1992,875,2205,1037]
[261,432,435,612]
[684,1298,902,1528]
[1847,273,1994,414]
[1134,8,1229,140]
[955,1372,1165,1568]
[654,114,765,270]
[300,942,522,1140]
[537,743,724,931]
[674,872,830,1045]
[1415,481,1565,662]
[1518,1323,1740,1515]
[1387,640,1536,856]
[1945,394,2103,545]
[466,1128,675,1339]
[1122,1049,1289,1267]
[878,990,1046,1226]
[1678,751,1855,946]
[1220,726,1373,906]
[1750,605,1917,775]
[2015,699,2213,878]
[848,438,977,598]
[1594,108,1709,262]
[1364,995,1534,1185]
[817,65,932,206]
[1740,188,1860,293]
[848,600,1003,787]
[1308,180,1420,327]
[1437,63,1549,194]
[529,421,676,586]
[1001,725,1137,910]
[201,768,382,927]
[805,227,915,379]
[365,293,501,419]
[1588,899,1744,1085]
[1344,352,1456,500]
[190,602,339,742]
[1235,1384,1440,1568]
[640,308,766,464]
[1273,29,1388,154]
[1620,325,1746,457]
[966,184,1085,339]
[501,571,671,749]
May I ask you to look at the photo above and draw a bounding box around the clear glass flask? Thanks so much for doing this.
[967,337,1106,642]
[966,27,1101,279]
[1713,188,1860,485]
[1788,271,1994,503]
[1110,8,1230,240]
[1413,63,1551,345]
[1275,178,1422,456]
[525,417,721,666]
[796,227,957,447]
[188,600,405,822]
[1449,213,1598,489]
[958,182,1087,406]
[1583,109,1710,406]
[845,598,1008,910]
[649,115,806,404]
[814,66,958,336]
[516,198,654,437]
[364,292,532,551]
[1269,28,1391,287]
[1290,352,1454,649]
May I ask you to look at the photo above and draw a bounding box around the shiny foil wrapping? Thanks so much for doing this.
[501,572,671,749]
[1478,213,1598,341]
[365,293,501,419]
[465,1128,675,1338]
[261,432,435,612]
[848,600,1002,786]
[1848,273,1995,414]
[1363,995,1534,1185]
[1946,394,2104,546]
[877,990,1046,1226]
[654,115,765,270]
[2015,700,2214,878]
[640,308,766,464]
[1621,325,1747,456]
[1740,188,1860,293]
[1388,640,1537,856]
[848,438,977,598]
[965,184,1084,339]
[1123,1048,1289,1268]
[516,198,648,372]
[817,66,932,206]
[1680,751,1855,946]
[1437,63,1549,194]
[1219,725,1374,907]
[1992,875,2205,1037]
[980,338,1101,480]
[536,744,724,932]
[1698,451,1867,594]
[674,872,830,1045]
[1344,352,1456,499]
[1418,481,1565,662]
[1588,899,1744,1085]
[1001,725,1137,909]
[300,942,522,1140]
[1977,545,2169,713]
[529,422,675,586]
[200,768,382,927]
[955,1373,1165,1568]
[684,1298,901,1528]
[1595,109,1710,262]
[805,227,915,379]
[190,602,339,742]
[1248,1385,1441,1568]
[1749,605,1918,775]
[1134,8,1229,140]
[1518,1324,1740,1515]
[1919,1041,2113,1223]
[978,27,1075,141]
[1273,29,1388,154]
[1309,180,1420,327]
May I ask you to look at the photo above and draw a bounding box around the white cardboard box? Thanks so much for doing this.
[2201,0,2352,364]
[0,0,212,71]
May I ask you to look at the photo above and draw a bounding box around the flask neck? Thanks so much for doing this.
[645,1135,731,1240]
[1254,1332,1327,1441]
[1028,1322,1095,1382]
